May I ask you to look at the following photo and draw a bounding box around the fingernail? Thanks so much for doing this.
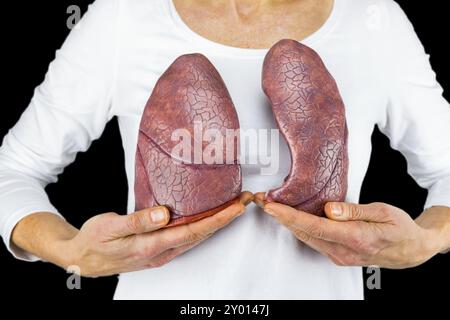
[151,207,167,224]
[330,203,343,217]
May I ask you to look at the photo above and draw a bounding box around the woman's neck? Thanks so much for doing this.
[173,0,334,49]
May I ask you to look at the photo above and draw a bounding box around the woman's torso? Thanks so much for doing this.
[113,0,387,299]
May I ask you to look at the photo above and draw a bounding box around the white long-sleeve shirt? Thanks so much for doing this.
[1,0,449,299]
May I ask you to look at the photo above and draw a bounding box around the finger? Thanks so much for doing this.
[111,206,170,237]
[136,192,251,255]
[325,202,391,223]
[253,192,266,208]
[113,238,203,274]
[147,234,212,268]
[158,193,249,248]
[263,201,360,245]
[294,230,361,266]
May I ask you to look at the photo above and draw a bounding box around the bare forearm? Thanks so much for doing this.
[11,212,79,268]
[415,206,450,254]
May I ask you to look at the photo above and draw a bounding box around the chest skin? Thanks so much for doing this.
[172,0,334,49]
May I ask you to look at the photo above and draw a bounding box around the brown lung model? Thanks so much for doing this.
[262,39,348,216]
[135,54,242,227]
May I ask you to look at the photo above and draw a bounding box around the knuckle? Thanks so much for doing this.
[370,202,382,210]
[379,206,393,220]
[88,212,117,229]
[185,233,198,244]
[94,213,119,231]
[372,202,392,218]
[215,211,232,226]
[372,201,385,211]
[305,221,325,239]
[102,212,119,220]
[285,214,298,228]
[350,205,365,220]
[127,213,146,234]
[156,234,172,250]
[184,226,204,244]
[294,229,312,242]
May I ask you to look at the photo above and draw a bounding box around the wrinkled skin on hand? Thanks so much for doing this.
[262,39,348,216]
[135,54,242,227]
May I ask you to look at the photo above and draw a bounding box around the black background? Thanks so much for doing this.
[1,0,448,301]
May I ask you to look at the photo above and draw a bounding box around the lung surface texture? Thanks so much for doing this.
[262,39,348,216]
[135,54,242,227]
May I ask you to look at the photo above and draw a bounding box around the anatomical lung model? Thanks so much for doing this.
[134,54,242,227]
[262,39,348,216]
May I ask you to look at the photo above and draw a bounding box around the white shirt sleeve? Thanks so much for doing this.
[0,0,118,261]
[378,1,450,210]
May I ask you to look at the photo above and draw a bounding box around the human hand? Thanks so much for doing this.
[254,193,446,268]
[61,191,253,277]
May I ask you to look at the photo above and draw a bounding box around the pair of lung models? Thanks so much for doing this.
[134,39,348,227]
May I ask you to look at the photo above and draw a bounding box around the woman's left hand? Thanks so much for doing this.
[254,193,447,268]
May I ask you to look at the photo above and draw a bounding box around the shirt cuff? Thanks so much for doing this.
[424,176,450,210]
[1,203,63,262]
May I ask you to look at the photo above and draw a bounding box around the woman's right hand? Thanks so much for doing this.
[60,191,252,277]
[10,192,252,277]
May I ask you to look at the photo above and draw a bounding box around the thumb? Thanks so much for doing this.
[114,206,170,237]
[325,202,387,222]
